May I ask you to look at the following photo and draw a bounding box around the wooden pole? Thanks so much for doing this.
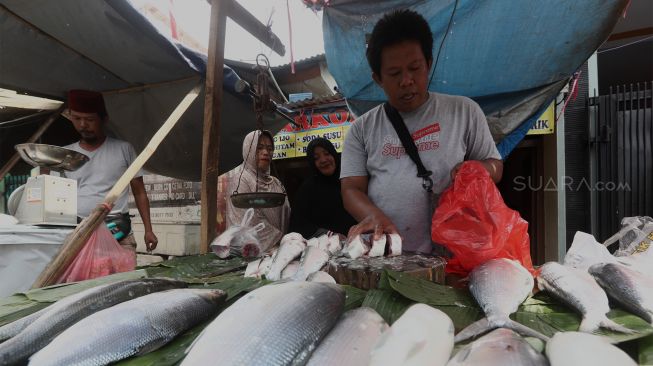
[200,0,228,254]
[0,104,65,181]
[31,85,200,289]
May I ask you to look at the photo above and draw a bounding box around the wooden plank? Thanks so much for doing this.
[327,255,446,290]
[226,0,285,56]
[0,104,65,182]
[200,0,228,254]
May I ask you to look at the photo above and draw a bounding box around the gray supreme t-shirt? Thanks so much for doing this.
[341,92,501,253]
[65,137,143,217]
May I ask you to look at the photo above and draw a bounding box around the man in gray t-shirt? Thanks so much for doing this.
[341,10,503,254]
[63,89,158,254]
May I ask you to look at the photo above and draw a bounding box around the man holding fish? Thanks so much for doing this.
[341,10,503,254]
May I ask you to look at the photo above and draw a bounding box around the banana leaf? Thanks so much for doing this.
[143,255,246,280]
[361,289,414,324]
[343,285,367,311]
[640,334,653,365]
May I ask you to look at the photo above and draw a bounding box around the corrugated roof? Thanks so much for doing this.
[272,54,326,71]
[282,92,345,110]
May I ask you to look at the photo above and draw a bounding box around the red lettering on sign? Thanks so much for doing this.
[311,114,330,128]
[329,111,349,124]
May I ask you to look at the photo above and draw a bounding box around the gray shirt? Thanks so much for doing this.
[341,92,501,253]
[65,137,143,217]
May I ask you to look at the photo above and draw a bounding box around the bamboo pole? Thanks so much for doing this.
[200,0,228,254]
[0,104,65,182]
[31,85,201,289]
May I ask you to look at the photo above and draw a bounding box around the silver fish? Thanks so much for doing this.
[0,306,51,343]
[447,328,548,366]
[307,271,336,284]
[281,261,300,279]
[545,331,636,366]
[537,262,631,333]
[267,240,305,281]
[327,234,342,255]
[29,289,226,366]
[0,278,186,365]
[293,247,329,281]
[344,234,370,259]
[307,307,388,366]
[455,259,548,343]
[368,235,386,257]
[386,233,402,257]
[181,281,345,366]
[589,262,653,324]
[369,303,454,366]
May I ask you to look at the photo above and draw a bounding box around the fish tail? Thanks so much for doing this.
[504,320,550,341]
[454,318,493,343]
[598,318,635,334]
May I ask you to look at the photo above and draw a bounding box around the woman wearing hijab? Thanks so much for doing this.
[221,130,290,253]
[289,138,357,238]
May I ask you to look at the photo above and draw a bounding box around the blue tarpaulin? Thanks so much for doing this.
[320,0,628,157]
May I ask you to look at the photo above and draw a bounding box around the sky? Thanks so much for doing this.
[130,0,325,66]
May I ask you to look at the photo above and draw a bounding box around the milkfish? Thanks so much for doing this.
[545,331,636,366]
[386,233,402,257]
[537,261,632,333]
[29,289,226,366]
[344,235,370,259]
[454,259,548,343]
[306,307,388,366]
[266,239,305,281]
[447,328,548,366]
[589,262,653,324]
[0,306,51,343]
[369,304,454,366]
[368,235,387,257]
[293,246,329,281]
[307,271,336,284]
[0,278,186,365]
[181,281,345,366]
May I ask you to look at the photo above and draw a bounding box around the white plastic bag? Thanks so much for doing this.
[603,216,653,256]
[210,208,265,258]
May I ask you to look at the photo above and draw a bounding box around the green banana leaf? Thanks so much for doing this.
[639,334,653,365]
[361,289,414,324]
[343,285,367,311]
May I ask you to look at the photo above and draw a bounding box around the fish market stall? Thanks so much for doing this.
[0,250,651,365]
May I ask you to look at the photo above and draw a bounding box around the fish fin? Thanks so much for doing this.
[504,320,550,342]
[598,318,635,334]
[454,318,493,343]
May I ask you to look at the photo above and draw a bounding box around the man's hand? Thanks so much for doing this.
[144,231,158,252]
[347,212,399,241]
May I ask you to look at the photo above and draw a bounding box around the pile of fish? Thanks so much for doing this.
[210,208,265,259]
[0,278,228,366]
[244,231,404,282]
[244,232,343,282]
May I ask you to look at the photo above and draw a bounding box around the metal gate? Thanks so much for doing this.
[589,82,653,242]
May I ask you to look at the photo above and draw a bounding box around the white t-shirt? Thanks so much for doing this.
[341,92,501,253]
[65,137,143,217]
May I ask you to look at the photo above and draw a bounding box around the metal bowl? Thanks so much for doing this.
[230,192,287,208]
[15,143,89,171]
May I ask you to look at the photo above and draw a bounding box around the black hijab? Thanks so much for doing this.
[289,137,356,237]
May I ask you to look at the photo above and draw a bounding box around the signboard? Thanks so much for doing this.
[273,109,354,159]
[128,175,201,223]
[527,102,555,135]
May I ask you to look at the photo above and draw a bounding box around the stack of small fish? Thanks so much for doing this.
[0,278,227,366]
[243,231,404,281]
[244,232,344,282]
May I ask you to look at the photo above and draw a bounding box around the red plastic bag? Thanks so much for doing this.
[431,161,535,276]
[58,224,136,283]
